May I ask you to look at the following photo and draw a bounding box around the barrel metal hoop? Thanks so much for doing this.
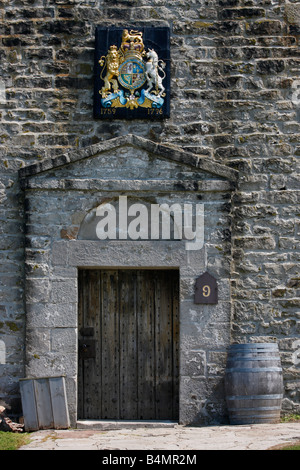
[227,356,280,361]
[226,367,282,373]
[229,415,280,421]
[226,394,283,401]
[229,344,278,348]
[228,408,282,412]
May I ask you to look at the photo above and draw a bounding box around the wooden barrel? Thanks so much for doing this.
[225,343,283,425]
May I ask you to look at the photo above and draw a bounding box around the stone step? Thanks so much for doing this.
[76,420,177,431]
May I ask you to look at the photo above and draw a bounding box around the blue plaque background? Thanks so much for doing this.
[94,26,170,120]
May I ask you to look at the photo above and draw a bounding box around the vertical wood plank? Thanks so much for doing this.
[49,377,70,429]
[77,269,84,419]
[119,270,138,419]
[154,271,170,419]
[34,378,53,429]
[172,271,180,420]
[86,270,101,419]
[78,270,100,419]
[154,270,180,420]
[19,379,39,431]
[100,270,120,419]
[79,270,101,419]
[137,270,156,419]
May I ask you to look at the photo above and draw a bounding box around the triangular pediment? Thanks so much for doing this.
[19,134,238,184]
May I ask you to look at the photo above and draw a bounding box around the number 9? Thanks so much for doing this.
[203,285,211,297]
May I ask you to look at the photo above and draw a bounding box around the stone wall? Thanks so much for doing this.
[0,0,299,418]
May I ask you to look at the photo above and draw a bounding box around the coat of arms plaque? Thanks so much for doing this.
[94,26,170,119]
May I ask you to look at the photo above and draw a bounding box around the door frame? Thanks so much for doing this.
[43,237,229,427]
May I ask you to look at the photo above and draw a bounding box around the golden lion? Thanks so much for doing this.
[99,45,120,97]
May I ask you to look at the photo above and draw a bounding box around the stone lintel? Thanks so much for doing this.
[20,177,236,192]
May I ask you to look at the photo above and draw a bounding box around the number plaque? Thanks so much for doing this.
[194,272,218,304]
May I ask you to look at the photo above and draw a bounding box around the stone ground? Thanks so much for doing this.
[18,422,300,451]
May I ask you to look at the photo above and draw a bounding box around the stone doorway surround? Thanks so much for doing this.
[19,134,238,426]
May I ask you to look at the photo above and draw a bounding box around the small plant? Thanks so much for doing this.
[280,442,300,450]
[0,431,31,450]
[281,414,300,423]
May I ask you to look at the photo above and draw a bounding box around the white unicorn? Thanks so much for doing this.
[145,49,166,97]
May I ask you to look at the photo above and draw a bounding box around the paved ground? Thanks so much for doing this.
[18,422,300,451]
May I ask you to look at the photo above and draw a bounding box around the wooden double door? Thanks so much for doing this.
[78,269,179,421]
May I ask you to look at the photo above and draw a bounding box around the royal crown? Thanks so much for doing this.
[120,29,145,59]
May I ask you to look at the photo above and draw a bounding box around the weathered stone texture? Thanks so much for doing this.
[0,0,299,419]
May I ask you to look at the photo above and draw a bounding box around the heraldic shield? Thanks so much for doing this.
[94,27,170,119]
